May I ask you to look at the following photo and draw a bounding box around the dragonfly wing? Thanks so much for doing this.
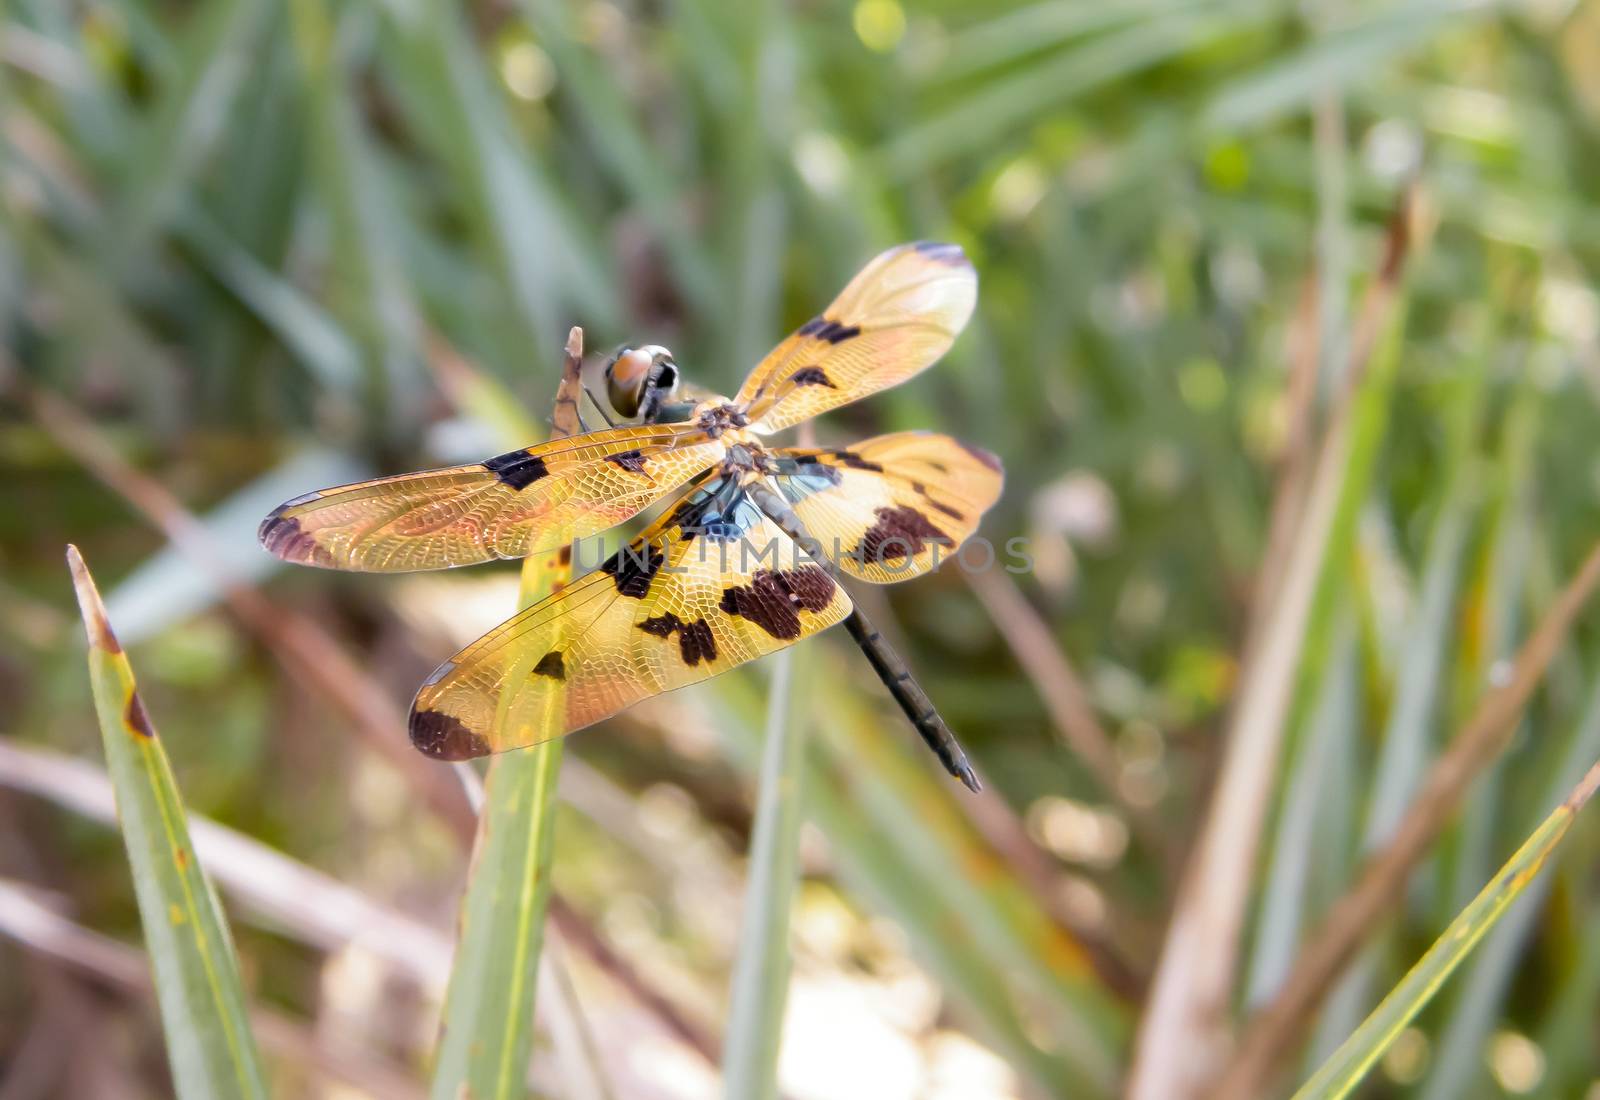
[735,242,977,434]
[259,426,724,572]
[772,431,1003,583]
[409,475,853,757]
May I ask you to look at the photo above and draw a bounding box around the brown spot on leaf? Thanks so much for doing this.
[124,692,155,738]
[91,612,122,653]
[410,709,490,760]
[174,848,189,869]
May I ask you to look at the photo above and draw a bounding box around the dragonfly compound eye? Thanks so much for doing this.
[605,346,653,418]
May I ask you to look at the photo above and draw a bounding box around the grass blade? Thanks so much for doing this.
[713,649,1125,1097]
[722,646,806,1100]
[878,3,1273,177]
[65,545,267,1100]
[1291,757,1600,1100]
[1416,659,1600,1100]
[1131,204,1415,1099]
[1214,538,1600,1096]
[1244,616,1359,1006]
[382,7,616,351]
[428,329,585,1100]
[1204,0,1499,132]
[103,0,271,264]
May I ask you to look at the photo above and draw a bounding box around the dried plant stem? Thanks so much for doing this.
[1209,538,1600,1098]
[1126,189,1417,1100]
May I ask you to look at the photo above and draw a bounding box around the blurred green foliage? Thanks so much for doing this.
[5,0,1600,1097]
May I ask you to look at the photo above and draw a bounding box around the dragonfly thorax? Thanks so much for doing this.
[693,399,751,439]
[721,440,775,476]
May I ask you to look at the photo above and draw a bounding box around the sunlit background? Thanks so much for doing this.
[4,0,1600,1097]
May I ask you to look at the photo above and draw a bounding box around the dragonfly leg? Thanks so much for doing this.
[582,384,619,428]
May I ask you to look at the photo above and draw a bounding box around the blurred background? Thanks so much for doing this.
[4,0,1600,1097]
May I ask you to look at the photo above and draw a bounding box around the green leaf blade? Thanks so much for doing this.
[1293,759,1600,1100]
[66,545,268,1100]
[721,646,806,1100]
[429,331,587,1100]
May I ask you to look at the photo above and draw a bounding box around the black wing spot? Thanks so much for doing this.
[639,612,681,638]
[638,612,719,665]
[601,540,666,598]
[258,510,339,567]
[719,566,836,640]
[797,317,861,344]
[679,618,717,666]
[410,709,491,760]
[831,449,885,473]
[789,366,836,388]
[606,449,650,473]
[855,505,952,564]
[532,650,566,681]
[484,449,550,489]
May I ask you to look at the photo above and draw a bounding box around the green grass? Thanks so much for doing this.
[7,2,1600,1097]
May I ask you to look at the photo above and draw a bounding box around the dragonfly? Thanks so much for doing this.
[259,241,1002,790]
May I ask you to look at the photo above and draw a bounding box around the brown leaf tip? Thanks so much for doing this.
[410,708,491,761]
[65,545,123,654]
[1563,758,1600,812]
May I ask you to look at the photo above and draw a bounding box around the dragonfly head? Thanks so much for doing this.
[605,344,680,421]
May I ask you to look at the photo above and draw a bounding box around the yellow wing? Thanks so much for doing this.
[409,475,853,758]
[258,426,725,572]
[772,432,1003,584]
[734,242,977,435]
